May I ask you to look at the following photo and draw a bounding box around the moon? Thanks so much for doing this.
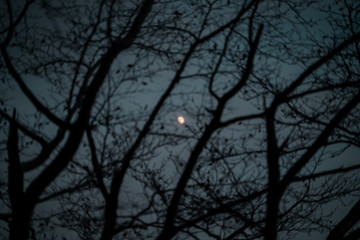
[177,116,185,125]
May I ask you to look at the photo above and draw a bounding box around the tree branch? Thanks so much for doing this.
[281,91,360,191]
[326,199,360,240]
[1,48,70,128]
[86,128,109,198]
[156,23,263,240]
[7,110,23,211]
[272,31,360,107]
[293,164,360,182]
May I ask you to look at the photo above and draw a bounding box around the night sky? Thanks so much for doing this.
[1,0,360,239]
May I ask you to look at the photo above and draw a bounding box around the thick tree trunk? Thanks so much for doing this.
[264,189,280,240]
[9,206,32,240]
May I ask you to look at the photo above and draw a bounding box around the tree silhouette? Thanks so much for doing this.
[1,0,360,240]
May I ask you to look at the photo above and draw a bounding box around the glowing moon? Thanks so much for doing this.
[177,116,185,124]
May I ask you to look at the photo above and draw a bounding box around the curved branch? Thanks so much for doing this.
[0,0,35,46]
[0,109,48,147]
[1,48,69,127]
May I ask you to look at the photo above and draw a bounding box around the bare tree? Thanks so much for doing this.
[1,0,360,240]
